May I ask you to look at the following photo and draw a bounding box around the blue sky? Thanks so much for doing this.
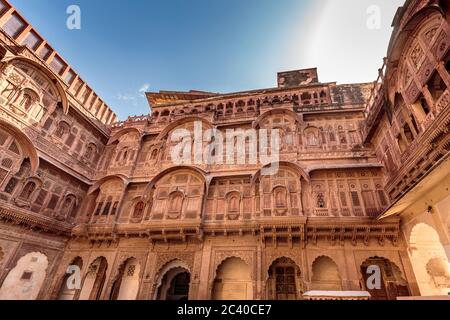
[10,0,404,120]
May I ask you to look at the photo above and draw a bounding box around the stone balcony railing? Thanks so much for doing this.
[386,101,450,200]
[110,115,149,129]
[362,59,387,143]
[72,216,401,246]
[0,200,73,236]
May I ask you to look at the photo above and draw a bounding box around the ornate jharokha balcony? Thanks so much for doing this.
[362,54,450,201]
[72,216,401,247]
[0,200,73,235]
[385,92,450,200]
[362,58,387,143]
[0,0,449,303]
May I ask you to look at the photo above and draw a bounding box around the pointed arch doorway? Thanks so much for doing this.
[266,257,302,300]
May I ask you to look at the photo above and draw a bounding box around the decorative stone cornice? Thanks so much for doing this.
[72,216,401,247]
[0,200,73,236]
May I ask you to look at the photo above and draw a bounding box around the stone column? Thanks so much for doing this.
[343,245,361,290]
[101,254,121,300]
[74,253,93,300]
[38,254,63,300]
[256,245,262,300]
[188,249,203,300]
[138,251,157,300]
[140,280,154,300]
[301,246,310,292]
[196,240,212,299]
[399,250,421,296]
[433,201,450,262]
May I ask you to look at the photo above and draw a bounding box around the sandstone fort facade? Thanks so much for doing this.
[0,0,448,300]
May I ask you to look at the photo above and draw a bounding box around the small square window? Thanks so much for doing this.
[64,70,76,85]
[21,30,42,51]
[21,271,33,280]
[3,13,26,38]
[49,55,66,75]
[38,44,52,61]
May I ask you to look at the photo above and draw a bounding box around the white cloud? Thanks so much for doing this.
[139,83,150,97]
[116,83,151,106]
[116,93,136,101]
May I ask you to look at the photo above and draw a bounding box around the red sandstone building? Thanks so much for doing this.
[0,0,448,300]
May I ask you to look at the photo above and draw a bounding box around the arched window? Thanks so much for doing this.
[110,201,119,215]
[4,177,18,194]
[55,122,69,139]
[115,148,128,163]
[285,129,293,146]
[228,194,240,213]
[115,150,122,162]
[19,181,36,200]
[304,127,320,147]
[274,187,287,208]
[268,257,301,300]
[151,149,158,160]
[102,197,112,216]
[21,93,33,111]
[62,196,73,212]
[412,94,431,121]
[317,193,326,208]
[69,203,78,218]
[61,195,77,218]
[226,102,233,114]
[94,200,104,216]
[168,192,183,214]
[133,201,145,219]
[307,132,318,146]
[84,143,97,161]
[301,92,312,103]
